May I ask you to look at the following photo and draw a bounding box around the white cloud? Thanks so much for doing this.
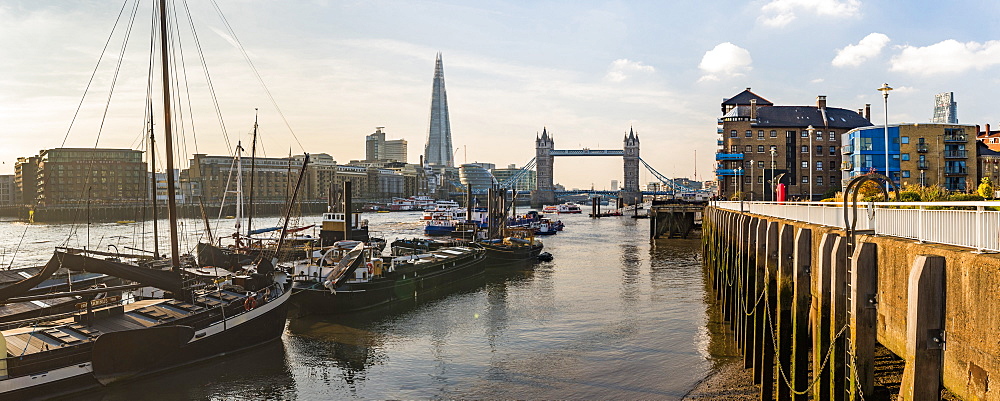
[758,0,862,28]
[698,43,752,82]
[810,78,825,83]
[890,39,1000,75]
[605,59,655,82]
[832,33,890,67]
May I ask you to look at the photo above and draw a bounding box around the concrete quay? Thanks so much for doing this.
[702,205,998,401]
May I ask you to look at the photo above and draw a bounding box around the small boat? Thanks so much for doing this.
[542,203,583,214]
[289,240,486,315]
[478,228,544,264]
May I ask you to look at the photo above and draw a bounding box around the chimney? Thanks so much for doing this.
[816,95,827,110]
[858,108,864,116]
[986,123,992,138]
[865,104,871,120]
[750,99,757,120]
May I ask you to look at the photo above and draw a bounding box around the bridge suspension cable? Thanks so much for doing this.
[638,157,697,193]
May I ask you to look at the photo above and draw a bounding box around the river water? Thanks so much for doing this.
[0,211,713,400]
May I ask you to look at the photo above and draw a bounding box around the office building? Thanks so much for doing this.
[424,53,454,167]
[459,163,496,192]
[491,164,537,192]
[365,127,408,163]
[0,175,14,205]
[932,92,958,124]
[27,148,147,206]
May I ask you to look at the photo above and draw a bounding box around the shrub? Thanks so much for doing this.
[947,193,984,201]
[898,191,920,202]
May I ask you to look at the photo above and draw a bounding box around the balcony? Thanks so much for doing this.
[841,161,853,170]
[715,169,745,176]
[842,145,854,154]
[917,161,929,170]
[715,153,745,161]
[717,140,724,146]
[917,143,929,153]
[943,150,968,158]
[944,133,967,142]
[718,127,724,134]
[945,166,968,175]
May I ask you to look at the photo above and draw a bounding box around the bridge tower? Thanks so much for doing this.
[532,128,556,206]
[622,128,641,204]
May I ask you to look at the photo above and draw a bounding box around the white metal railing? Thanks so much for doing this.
[713,201,1000,252]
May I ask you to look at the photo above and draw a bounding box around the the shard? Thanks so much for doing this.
[424,53,454,167]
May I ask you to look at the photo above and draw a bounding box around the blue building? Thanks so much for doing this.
[842,123,977,191]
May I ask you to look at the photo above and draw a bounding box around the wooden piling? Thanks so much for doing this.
[776,224,795,401]
[900,255,945,401]
[759,220,779,400]
[830,235,849,401]
[849,242,877,400]
[792,228,812,401]
[752,218,768,379]
[813,233,838,400]
[742,217,759,367]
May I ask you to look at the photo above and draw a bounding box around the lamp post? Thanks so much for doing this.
[878,83,893,185]
[735,167,743,199]
[769,148,777,201]
[807,125,815,201]
[748,160,754,201]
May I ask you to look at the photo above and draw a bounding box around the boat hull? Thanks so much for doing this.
[481,243,544,263]
[291,251,486,315]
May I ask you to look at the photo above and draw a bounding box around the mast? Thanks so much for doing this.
[235,141,244,242]
[273,154,310,266]
[247,109,258,238]
[158,0,181,270]
[149,108,159,258]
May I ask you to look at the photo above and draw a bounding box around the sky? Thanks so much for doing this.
[3,0,1000,190]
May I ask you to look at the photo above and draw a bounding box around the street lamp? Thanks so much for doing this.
[878,83,893,184]
[769,148,777,201]
[807,125,815,201]
[748,160,754,201]
[735,167,744,200]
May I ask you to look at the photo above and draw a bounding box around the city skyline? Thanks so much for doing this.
[3,1,1000,188]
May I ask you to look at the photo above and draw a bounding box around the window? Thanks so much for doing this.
[730,130,738,138]
[786,130,795,138]
[801,146,808,153]
[801,130,809,138]
[730,145,738,152]
[757,161,765,168]
[745,161,753,168]
[816,132,823,141]
[829,161,837,170]
[816,145,823,155]
[769,145,778,152]
[901,136,909,144]
[770,130,777,138]
[829,146,836,155]
[902,170,911,178]
[746,145,753,152]
[744,176,752,184]
[816,176,824,185]
[901,153,910,161]
[816,161,824,171]
[829,131,837,141]
[758,145,765,153]
[746,130,752,137]
[831,175,838,185]
[801,161,808,168]
[802,176,809,183]
[758,176,764,184]
[860,138,873,151]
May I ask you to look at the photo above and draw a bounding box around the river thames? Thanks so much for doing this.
[1,211,715,400]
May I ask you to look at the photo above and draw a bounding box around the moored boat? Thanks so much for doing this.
[289,240,486,315]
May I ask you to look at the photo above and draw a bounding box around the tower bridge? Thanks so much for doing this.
[531,127,641,207]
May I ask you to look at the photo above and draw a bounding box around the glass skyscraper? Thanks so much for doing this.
[424,53,454,167]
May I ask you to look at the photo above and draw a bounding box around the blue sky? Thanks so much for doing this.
[3,0,1000,189]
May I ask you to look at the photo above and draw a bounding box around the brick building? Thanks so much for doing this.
[715,88,872,200]
[842,123,977,191]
